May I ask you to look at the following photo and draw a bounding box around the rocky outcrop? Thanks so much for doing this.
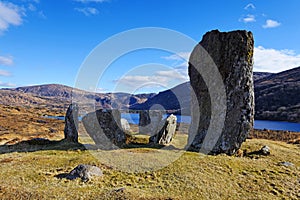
[149,114,177,145]
[138,110,163,135]
[64,103,79,143]
[82,109,126,149]
[188,30,254,155]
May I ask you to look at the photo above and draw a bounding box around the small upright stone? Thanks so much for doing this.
[64,103,79,143]
[138,110,151,134]
[139,110,163,135]
[121,118,131,132]
[149,114,177,145]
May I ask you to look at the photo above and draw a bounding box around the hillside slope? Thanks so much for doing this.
[0,67,299,122]
[0,84,155,111]
[254,66,300,122]
[130,82,191,115]
[130,68,300,122]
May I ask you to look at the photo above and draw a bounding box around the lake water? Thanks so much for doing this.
[44,113,300,132]
[121,113,300,132]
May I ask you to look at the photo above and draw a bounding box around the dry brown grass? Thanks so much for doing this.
[0,105,299,199]
[0,105,65,145]
[249,129,300,143]
[0,138,299,199]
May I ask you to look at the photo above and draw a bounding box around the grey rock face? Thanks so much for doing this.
[188,30,254,155]
[68,164,103,182]
[121,118,131,132]
[64,103,79,143]
[82,109,126,149]
[138,110,163,135]
[149,114,177,145]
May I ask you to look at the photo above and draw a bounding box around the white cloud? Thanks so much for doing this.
[161,52,190,80]
[263,19,281,28]
[28,3,36,11]
[0,70,11,76]
[162,52,190,61]
[116,75,171,89]
[0,81,15,87]
[155,70,187,80]
[115,69,187,90]
[0,2,24,33]
[240,14,256,23]
[244,3,256,10]
[254,46,300,72]
[75,7,99,16]
[74,0,109,3]
[0,55,13,66]
[23,0,40,3]
[162,52,190,70]
[95,87,108,93]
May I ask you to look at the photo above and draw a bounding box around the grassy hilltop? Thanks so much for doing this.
[0,105,299,199]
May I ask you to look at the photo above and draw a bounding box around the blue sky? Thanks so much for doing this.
[0,0,300,93]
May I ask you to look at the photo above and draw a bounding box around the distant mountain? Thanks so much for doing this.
[130,82,191,115]
[254,66,300,122]
[253,72,273,81]
[11,84,80,99]
[0,67,299,122]
[0,84,155,110]
[130,69,300,122]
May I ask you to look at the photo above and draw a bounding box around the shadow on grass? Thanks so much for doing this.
[0,138,86,154]
[123,143,181,150]
[243,149,271,159]
[0,136,179,154]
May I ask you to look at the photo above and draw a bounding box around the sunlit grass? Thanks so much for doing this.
[0,105,299,199]
[0,139,299,199]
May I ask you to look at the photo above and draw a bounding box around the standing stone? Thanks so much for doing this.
[188,30,254,155]
[121,118,131,132]
[82,109,126,149]
[149,114,177,145]
[138,110,163,135]
[138,110,151,134]
[64,103,79,143]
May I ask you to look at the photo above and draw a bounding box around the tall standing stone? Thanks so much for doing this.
[64,103,79,143]
[188,30,254,155]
